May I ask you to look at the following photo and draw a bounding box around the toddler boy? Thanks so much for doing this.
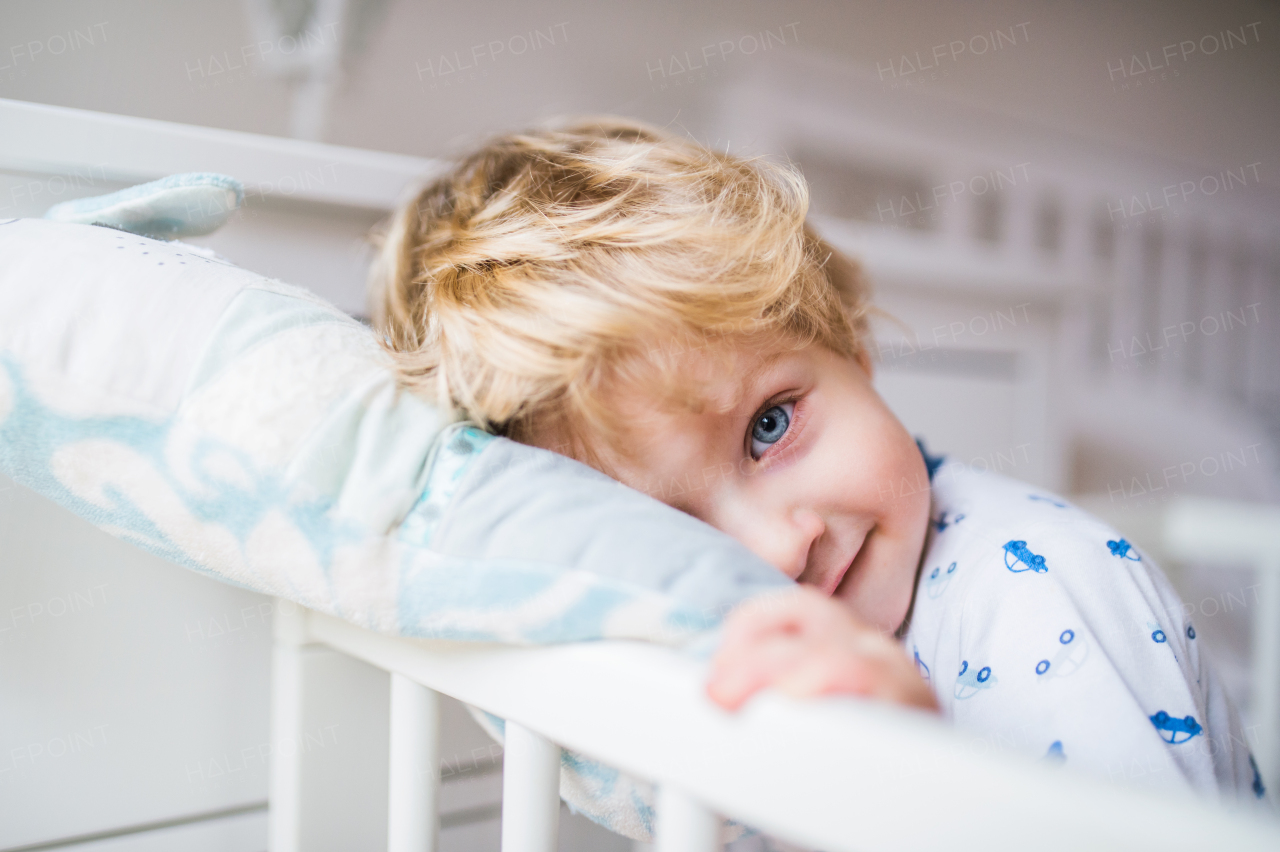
[370,116,1267,838]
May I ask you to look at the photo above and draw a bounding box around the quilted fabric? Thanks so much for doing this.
[0,218,790,644]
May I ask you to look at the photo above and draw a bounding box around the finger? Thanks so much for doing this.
[706,632,810,710]
[710,624,809,683]
[775,651,940,712]
[720,593,805,645]
[706,655,773,711]
[771,652,879,699]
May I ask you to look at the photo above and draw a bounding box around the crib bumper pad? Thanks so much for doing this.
[43,173,244,240]
[0,218,790,645]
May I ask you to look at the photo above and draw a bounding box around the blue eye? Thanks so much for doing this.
[750,401,794,459]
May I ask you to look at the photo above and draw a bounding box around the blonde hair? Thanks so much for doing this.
[369,116,872,457]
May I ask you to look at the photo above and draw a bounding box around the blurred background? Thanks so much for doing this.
[1,1,1277,849]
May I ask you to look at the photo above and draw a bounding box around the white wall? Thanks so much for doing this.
[0,1,1275,186]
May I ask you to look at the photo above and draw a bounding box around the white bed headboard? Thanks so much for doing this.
[0,97,441,316]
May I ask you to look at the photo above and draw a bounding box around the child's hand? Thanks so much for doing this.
[706,585,939,713]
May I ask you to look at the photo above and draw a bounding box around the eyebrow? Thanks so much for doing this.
[695,347,790,415]
[742,348,788,392]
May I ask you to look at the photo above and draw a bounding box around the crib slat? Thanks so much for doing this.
[655,785,720,852]
[388,673,441,852]
[500,721,560,852]
[268,599,309,852]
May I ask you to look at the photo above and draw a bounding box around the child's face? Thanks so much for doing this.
[533,339,932,635]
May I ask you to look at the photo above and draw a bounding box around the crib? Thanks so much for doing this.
[2,94,1279,850]
[270,514,1279,852]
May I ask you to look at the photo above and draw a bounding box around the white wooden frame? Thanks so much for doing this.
[0,97,438,210]
[3,97,1278,849]
[1164,497,1280,794]
[266,502,1280,852]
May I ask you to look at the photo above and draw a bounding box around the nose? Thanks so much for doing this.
[729,507,825,581]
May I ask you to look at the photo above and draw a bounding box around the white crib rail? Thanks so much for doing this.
[269,603,1278,852]
[1163,496,1280,797]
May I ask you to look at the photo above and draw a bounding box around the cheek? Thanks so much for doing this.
[832,404,915,496]
[877,426,930,517]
